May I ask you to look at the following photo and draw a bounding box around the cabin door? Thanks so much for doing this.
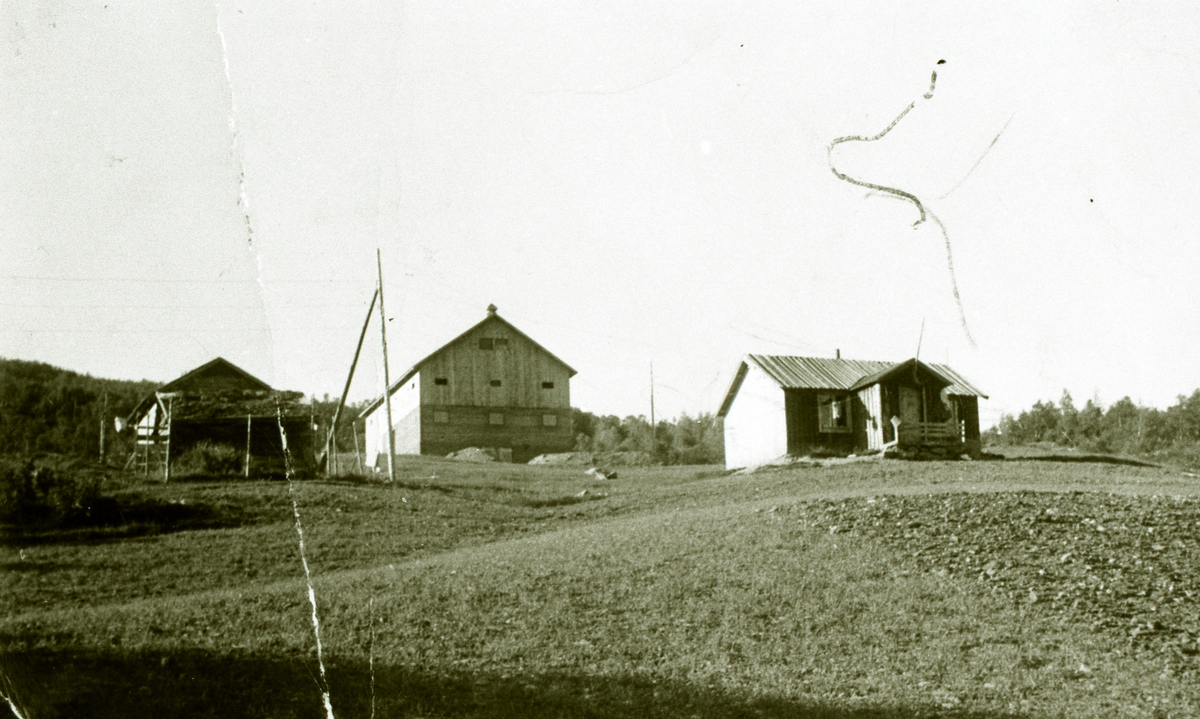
[899,386,922,424]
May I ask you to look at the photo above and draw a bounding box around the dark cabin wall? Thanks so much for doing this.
[784,389,854,455]
[956,395,981,457]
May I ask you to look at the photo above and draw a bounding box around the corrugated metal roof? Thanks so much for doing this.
[744,355,986,397]
[928,362,988,398]
[747,355,893,390]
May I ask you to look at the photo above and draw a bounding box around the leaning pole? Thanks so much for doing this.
[377,249,397,483]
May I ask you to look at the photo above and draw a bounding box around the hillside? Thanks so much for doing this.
[1,457,1198,718]
[0,357,158,459]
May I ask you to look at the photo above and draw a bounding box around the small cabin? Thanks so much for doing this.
[360,304,577,465]
[718,354,986,469]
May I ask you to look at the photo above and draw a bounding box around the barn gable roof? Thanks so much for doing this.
[717,354,987,417]
[359,306,577,418]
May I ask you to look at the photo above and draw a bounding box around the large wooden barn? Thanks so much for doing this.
[718,354,987,469]
[360,304,577,465]
[125,357,313,478]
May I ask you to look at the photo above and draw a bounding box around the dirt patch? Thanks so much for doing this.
[446,447,497,463]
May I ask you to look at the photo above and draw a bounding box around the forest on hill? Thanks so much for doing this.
[0,357,157,460]
[985,389,1200,468]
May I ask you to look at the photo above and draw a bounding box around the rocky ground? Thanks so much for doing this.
[787,491,1200,677]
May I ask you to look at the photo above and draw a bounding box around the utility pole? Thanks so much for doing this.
[650,362,656,453]
[377,249,397,483]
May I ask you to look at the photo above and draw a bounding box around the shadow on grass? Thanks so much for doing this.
[1004,454,1161,469]
[0,495,260,548]
[0,646,1025,719]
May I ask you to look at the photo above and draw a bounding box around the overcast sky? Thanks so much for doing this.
[3,1,1199,428]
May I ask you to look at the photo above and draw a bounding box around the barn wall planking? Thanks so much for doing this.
[419,317,572,409]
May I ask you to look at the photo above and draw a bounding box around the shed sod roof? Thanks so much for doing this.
[126,357,309,425]
[718,354,987,417]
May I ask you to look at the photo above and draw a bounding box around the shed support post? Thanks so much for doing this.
[245,414,252,478]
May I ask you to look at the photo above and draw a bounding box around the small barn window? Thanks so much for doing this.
[541,381,554,389]
[433,411,449,423]
[494,338,509,347]
[542,414,558,427]
[478,338,494,350]
[489,412,505,425]
[818,392,851,433]
[490,379,502,387]
[434,377,448,386]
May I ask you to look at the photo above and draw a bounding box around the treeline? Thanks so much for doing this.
[571,409,724,465]
[985,390,1200,468]
[0,358,157,460]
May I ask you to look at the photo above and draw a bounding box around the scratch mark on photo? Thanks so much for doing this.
[828,99,929,226]
[213,3,255,249]
[939,113,1015,199]
[928,210,976,347]
[279,407,337,719]
[827,61,976,346]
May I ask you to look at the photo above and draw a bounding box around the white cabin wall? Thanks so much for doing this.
[723,362,787,469]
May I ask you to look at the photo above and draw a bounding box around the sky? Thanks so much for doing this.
[2,1,1199,429]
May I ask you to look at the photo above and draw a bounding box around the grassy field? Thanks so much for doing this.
[1,454,1198,718]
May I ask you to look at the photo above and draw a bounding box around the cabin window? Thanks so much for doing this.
[490,379,502,387]
[541,381,554,389]
[494,338,509,348]
[433,411,449,423]
[542,414,558,427]
[478,338,494,350]
[434,377,448,386]
[818,392,851,433]
[489,412,505,425]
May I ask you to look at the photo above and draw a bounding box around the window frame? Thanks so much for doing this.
[817,391,852,434]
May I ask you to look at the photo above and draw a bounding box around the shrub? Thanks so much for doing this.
[173,441,242,477]
[0,459,107,531]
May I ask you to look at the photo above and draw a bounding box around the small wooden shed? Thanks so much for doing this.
[360,305,577,465]
[125,357,313,478]
[718,354,986,469]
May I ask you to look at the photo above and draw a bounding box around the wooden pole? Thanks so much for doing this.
[377,249,397,483]
[353,419,363,474]
[164,396,173,483]
[99,391,107,465]
[245,414,252,478]
[326,288,379,476]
